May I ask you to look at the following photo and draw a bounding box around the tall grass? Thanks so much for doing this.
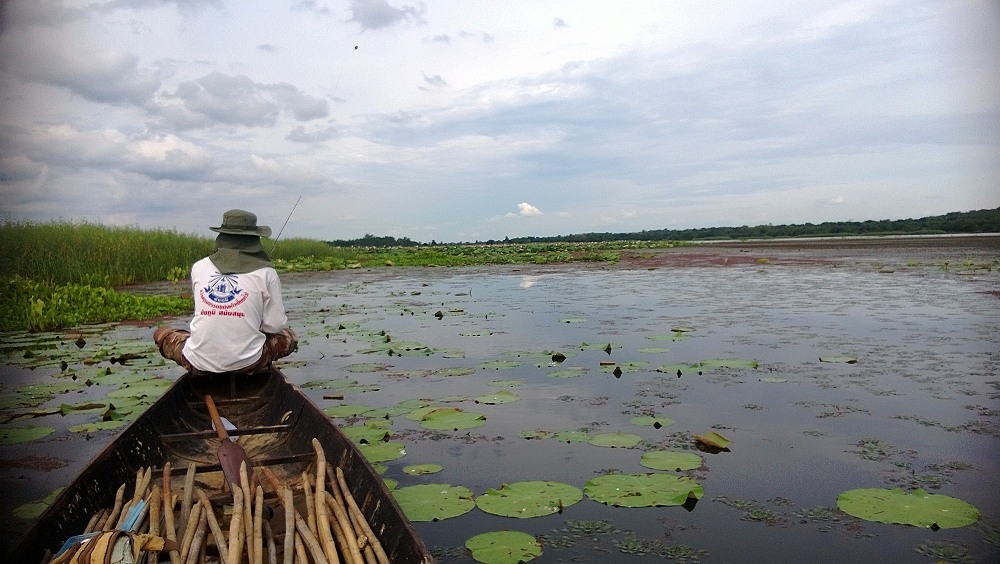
[1,221,213,287]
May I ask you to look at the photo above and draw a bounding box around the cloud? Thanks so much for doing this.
[157,72,328,128]
[0,28,160,105]
[420,73,447,91]
[347,0,426,31]
[286,124,340,143]
[518,202,543,217]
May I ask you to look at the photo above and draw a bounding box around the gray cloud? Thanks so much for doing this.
[158,72,328,128]
[286,124,340,143]
[0,29,160,105]
[348,0,426,30]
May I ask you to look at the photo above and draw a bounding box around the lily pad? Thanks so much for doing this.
[0,425,56,445]
[589,432,643,448]
[13,487,64,519]
[434,367,477,377]
[69,419,132,433]
[323,404,375,418]
[418,407,486,431]
[699,358,759,370]
[546,367,589,378]
[820,355,859,364]
[342,362,392,373]
[393,484,475,522]
[404,463,444,475]
[693,432,731,449]
[640,450,704,471]
[480,360,521,370]
[474,391,520,405]
[475,481,583,518]
[551,431,591,443]
[341,424,391,445]
[585,473,704,507]
[598,361,649,374]
[466,531,542,564]
[837,488,979,529]
[357,441,406,463]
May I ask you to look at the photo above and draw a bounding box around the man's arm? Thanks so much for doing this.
[260,269,288,333]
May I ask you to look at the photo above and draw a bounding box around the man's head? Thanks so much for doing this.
[210,209,272,238]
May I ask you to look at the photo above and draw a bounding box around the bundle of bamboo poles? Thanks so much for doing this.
[42,438,388,564]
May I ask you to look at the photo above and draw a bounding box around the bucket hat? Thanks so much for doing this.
[209,209,272,238]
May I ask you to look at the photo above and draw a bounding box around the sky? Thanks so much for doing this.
[0,0,998,243]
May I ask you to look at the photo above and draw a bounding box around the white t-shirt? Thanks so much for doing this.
[182,257,288,373]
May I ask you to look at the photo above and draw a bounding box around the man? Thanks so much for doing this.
[154,209,297,374]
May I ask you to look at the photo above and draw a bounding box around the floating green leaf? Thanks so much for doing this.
[474,391,520,405]
[434,367,476,377]
[475,481,583,518]
[479,360,521,370]
[837,488,979,529]
[693,432,731,449]
[323,404,375,418]
[585,473,704,507]
[599,361,649,374]
[342,362,392,373]
[341,424,391,444]
[13,488,64,519]
[551,431,591,443]
[404,463,443,475]
[418,407,486,431]
[357,441,406,463]
[466,531,542,564]
[655,364,698,375]
[699,358,759,369]
[69,419,131,433]
[546,367,588,378]
[393,484,475,522]
[820,355,859,364]
[640,450,703,471]
[0,425,56,445]
[589,432,643,448]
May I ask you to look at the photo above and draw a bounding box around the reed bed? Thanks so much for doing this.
[1,221,212,287]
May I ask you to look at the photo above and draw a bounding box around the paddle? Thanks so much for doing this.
[204,394,255,491]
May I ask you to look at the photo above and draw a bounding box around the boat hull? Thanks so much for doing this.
[13,368,433,563]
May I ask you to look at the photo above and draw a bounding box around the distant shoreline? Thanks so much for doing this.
[688,233,1000,250]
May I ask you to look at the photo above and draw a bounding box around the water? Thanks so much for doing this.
[2,243,999,562]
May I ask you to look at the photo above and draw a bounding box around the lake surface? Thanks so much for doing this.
[2,239,998,562]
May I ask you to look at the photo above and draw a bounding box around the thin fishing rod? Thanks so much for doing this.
[270,195,301,254]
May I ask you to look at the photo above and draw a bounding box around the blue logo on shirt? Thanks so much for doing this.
[204,274,242,304]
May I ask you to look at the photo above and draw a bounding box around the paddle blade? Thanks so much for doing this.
[217,439,253,488]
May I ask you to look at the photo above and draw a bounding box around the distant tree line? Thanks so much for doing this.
[325,208,999,247]
[325,233,420,247]
[504,207,1000,244]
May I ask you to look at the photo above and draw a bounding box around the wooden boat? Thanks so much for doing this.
[14,367,434,563]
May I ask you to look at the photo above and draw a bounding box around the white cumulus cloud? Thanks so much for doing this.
[518,202,543,216]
